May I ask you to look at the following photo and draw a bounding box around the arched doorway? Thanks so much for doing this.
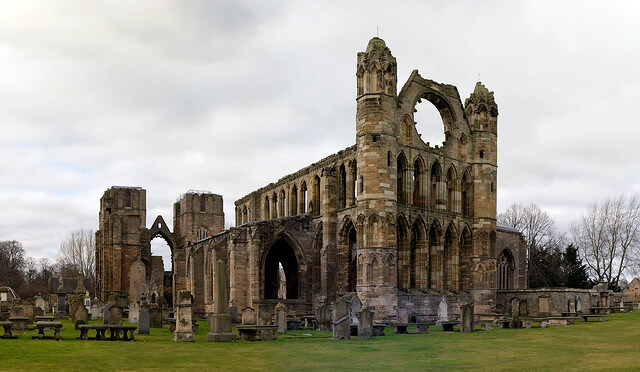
[264,237,299,299]
[498,249,514,289]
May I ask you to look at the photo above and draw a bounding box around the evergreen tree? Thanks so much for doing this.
[562,244,592,288]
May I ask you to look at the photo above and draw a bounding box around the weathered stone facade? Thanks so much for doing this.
[95,38,528,321]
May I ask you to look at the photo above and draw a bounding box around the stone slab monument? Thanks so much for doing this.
[276,302,287,334]
[102,304,112,324]
[460,303,474,333]
[174,290,195,342]
[149,307,162,328]
[129,301,140,323]
[138,308,150,335]
[316,305,331,332]
[241,307,255,325]
[332,297,350,340]
[437,297,448,325]
[108,305,124,326]
[257,303,273,326]
[229,306,238,324]
[207,260,236,342]
[357,307,373,339]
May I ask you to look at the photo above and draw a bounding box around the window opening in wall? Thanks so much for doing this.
[387,151,392,167]
[359,176,364,193]
[125,190,132,208]
[397,154,408,204]
[200,195,206,212]
[150,236,173,272]
[479,151,484,158]
[264,238,299,299]
[339,164,347,209]
[301,182,308,213]
[414,98,446,147]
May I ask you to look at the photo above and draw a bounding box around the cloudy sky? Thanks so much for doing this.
[1,1,639,265]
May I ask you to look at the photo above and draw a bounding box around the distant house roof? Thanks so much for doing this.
[49,277,93,295]
[497,222,520,234]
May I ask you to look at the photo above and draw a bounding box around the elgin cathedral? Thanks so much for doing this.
[95,38,527,320]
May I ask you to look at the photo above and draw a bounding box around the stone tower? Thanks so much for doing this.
[355,37,399,316]
[95,186,146,301]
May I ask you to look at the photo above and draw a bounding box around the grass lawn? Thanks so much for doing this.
[1,312,639,371]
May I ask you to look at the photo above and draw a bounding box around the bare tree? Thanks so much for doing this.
[58,228,95,278]
[0,240,25,288]
[570,194,640,289]
[498,203,564,287]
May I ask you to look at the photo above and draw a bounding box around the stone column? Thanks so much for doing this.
[276,302,287,334]
[174,290,194,342]
[207,260,236,342]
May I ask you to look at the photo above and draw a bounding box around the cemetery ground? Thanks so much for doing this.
[1,312,639,371]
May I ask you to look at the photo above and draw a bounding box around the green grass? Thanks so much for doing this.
[1,312,640,371]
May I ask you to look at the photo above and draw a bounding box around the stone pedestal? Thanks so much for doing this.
[460,303,474,333]
[207,260,236,342]
[357,308,373,339]
[276,302,287,334]
[174,290,195,342]
[332,298,350,340]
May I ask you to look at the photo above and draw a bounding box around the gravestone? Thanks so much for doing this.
[576,296,583,314]
[397,307,408,323]
[207,260,236,342]
[332,298,350,340]
[56,293,67,318]
[568,299,576,314]
[257,303,273,326]
[276,302,287,334]
[33,306,44,318]
[357,307,373,339]
[72,302,88,328]
[460,303,474,333]
[437,297,448,324]
[129,301,140,323]
[34,297,46,312]
[138,308,150,335]
[102,304,112,324]
[241,307,255,325]
[174,290,195,341]
[149,307,163,328]
[229,306,239,324]
[538,296,550,315]
[108,305,124,326]
[9,306,24,319]
[350,295,362,326]
[316,305,331,332]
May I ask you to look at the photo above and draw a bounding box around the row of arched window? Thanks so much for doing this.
[396,153,473,216]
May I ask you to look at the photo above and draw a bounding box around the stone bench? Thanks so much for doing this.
[0,321,15,339]
[78,324,108,340]
[107,325,137,341]
[589,307,610,314]
[440,321,459,332]
[533,317,575,328]
[561,312,577,317]
[35,316,54,322]
[33,321,63,340]
[373,324,386,336]
[581,314,606,322]
[8,316,30,332]
[609,307,633,313]
[394,322,431,334]
[236,325,278,341]
[287,319,301,330]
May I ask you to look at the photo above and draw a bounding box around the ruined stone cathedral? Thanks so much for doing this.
[95,38,527,320]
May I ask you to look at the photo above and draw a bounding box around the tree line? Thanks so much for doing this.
[499,194,640,290]
[0,228,95,298]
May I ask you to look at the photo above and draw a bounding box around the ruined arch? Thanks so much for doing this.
[300,181,308,214]
[367,254,380,284]
[411,217,428,290]
[459,225,473,291]
[498,249,514,290]
[312,175,321,217]
[338,216,357,292]
[461,168,472,217]
[290,183,298,216]
[444,222,458,290]
[365,213,382,247]
[264,195,270,220]
[396,214,411,290]
[397,152,409,204]
[413,156,425,207]
[262,233,305,299]
[339,163,347,209]
[428,219,442,289]
[430,160,442,208]
[446,166,457,213]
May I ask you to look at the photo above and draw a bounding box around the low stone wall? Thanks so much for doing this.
[497,288,596,316]
[397,293,472,323]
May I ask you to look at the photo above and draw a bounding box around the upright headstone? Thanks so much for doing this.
[109,305,124,326]
[9,306,24,318]
[207,260,236,342]
[73,302,89,328]
[129,301,140,323]
[102,304,112,324]
[568,299,576,314]
[332,298,350,340]
[276,302,287,334]
[229,306,239,324]
[257,303,273,326]
[437,297,448,324]
[576,296,583,314]
[34,297,46,312]
[350,295,362,326]
[397,306,408,323]
[357,307,373,339]
[241,307,255,325]
[174,290,195,342]
[316,305,331,332]
[138,308,150,335]
[56,293,67,318]
[149,307,163,328]
[460,303,474,333]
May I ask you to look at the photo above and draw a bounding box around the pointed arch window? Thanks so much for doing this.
[498,250,514,289]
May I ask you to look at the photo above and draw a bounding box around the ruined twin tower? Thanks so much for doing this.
[96,38,527,319]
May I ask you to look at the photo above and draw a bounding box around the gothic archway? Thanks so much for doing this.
[263,236,300,299]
